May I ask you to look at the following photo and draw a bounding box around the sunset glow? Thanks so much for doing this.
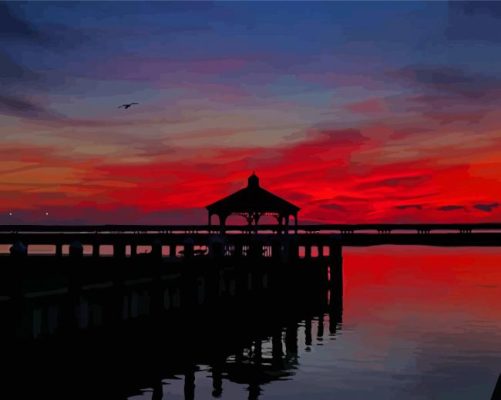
[2,2,501,224]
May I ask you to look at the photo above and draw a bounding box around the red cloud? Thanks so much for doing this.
[2,122,501,224]
[345,98,387,114]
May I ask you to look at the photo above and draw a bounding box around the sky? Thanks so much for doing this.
[1,1,501,224]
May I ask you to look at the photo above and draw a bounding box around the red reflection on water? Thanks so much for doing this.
[343,246,501,323]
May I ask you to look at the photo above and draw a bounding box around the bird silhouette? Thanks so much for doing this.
[118,102,139,109]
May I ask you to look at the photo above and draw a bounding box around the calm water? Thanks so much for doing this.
[128,246,501,400]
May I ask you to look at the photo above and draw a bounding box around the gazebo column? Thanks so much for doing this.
[277,214,285,234]
[255,213,261,225]
[114,242,126,258]
[304,244,312,259]
[252,212,262,234]
[208,212,213,233]
[220,213,228,235]
[169,244,177,258]
[55,243,63,257]
[245,213,253,231]
[92,243,100,257]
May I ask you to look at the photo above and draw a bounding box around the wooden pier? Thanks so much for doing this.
[0,226,343,345]
[1,223,501,259]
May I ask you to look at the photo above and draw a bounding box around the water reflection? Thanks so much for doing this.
[131,247,501,400]
[2,246,500,399]
[0,279,341,400]
[146,307,343,400]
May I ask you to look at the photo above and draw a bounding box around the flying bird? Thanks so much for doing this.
[118,102,139,109]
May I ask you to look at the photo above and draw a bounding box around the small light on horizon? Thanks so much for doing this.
[9,212,12,216]
[45,211,49,216]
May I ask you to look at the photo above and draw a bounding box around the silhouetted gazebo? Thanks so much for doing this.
[206,173,299,230]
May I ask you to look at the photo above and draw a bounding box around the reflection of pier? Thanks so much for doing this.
[1,275,342,400]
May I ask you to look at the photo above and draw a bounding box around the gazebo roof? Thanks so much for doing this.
[206,173,300,215]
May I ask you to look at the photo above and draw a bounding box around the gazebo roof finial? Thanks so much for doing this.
[248,171,259,188]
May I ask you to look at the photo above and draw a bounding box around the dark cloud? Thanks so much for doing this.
[0,5,45,98]
[319,203,345,211]
[0,3,91,109]
[447,2,501,42]
[0,94,56,119]
[405,66,476,86]
[0,3,89,48]
[39,1,216,18]
[450,2,501,18]
[437,205,465,212]
[286,127,366,144]
[0,3,40,40]
[0,5,93,121]
[395,204,423,210]
[421,110,487,125]
[317,129,366,145]
[0,52,39,84]
[388,65,501,125]
[332,195,369,204]
[356,175,430,190]
[473,202,499,212]
[286,192,314,202]
[392,65,499,99]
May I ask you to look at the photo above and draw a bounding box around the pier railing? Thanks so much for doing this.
[1,223,501,235]
[1,223,500,258]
